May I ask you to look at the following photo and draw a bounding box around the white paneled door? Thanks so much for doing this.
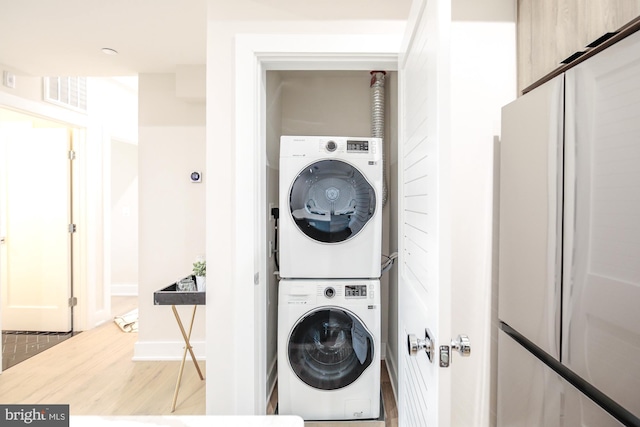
[398,0,456,425]
[0,126,73,333]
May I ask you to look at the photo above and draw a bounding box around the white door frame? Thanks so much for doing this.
[231,32,402,414]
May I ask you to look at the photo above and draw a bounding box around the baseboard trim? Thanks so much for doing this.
[133,340,206,361]
[267,357,277,397]
[385,342,399,403]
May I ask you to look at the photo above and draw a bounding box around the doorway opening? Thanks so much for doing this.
[0,75,140,373]
[0,107,81,370]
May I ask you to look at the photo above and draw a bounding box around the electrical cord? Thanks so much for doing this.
[272,207,280,270]
[381,252,398,274]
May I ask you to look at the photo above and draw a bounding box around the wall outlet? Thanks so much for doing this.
[3,71,16,89]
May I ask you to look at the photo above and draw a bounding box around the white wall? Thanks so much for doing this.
[110,139,138,295]
[84,77,139,325]
[135,73,206,360]
[279,71,371,136]
[0,63,45,102]
[87,77,139,298]
[450,20,516,427]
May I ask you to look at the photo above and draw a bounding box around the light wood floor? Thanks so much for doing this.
[0,296,205,415]
[0,296,398,426]
[380,360,398,427]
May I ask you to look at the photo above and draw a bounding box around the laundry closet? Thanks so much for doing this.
[263,70,399,416]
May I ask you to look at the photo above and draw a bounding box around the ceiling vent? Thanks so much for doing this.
[43,76,87,112]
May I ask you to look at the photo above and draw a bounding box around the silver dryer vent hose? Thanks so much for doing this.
[370,71,388,207]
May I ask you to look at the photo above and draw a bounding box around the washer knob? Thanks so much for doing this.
[326,140,337,152]
[324,287,335,298]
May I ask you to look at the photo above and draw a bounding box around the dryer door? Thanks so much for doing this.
[288,307,375,390]
[289,159,376,244]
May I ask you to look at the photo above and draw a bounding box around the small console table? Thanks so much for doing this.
[154,276,205,412]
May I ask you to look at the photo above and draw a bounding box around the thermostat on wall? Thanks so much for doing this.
[190,171,202,183]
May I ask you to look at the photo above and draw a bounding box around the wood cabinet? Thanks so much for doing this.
[517,0,640,93]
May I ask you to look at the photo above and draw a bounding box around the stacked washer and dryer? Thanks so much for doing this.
[277,135,383,421]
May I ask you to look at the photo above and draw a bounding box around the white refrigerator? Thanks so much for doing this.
[498,29,640,427]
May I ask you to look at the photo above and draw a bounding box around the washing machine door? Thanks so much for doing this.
[289,159,376,243]
[288,307,375,390]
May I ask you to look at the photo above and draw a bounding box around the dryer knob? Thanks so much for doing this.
[326,140,337,152]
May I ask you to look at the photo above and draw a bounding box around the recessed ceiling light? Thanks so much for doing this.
[101,48,118,55]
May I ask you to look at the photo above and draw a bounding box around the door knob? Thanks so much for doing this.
[407,328,435,363]
[451,334,471,357]
[439,334,471,367]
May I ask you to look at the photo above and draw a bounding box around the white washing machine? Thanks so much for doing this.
[278,279,381,421]
[279,135,383,279]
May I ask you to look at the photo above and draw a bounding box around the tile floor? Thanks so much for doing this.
[1,330,77,371]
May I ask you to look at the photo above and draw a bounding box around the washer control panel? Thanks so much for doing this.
[317,283,376,300]
[345,285,368,299]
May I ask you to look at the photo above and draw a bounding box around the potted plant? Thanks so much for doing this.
[193,257,206,292]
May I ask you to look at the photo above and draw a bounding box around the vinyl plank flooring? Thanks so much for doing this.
[380,361,398,427]
[0,297,205,416]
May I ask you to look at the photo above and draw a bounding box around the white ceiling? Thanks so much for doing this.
[0,0,208,77]
[0,0,413,78]
[0,0,520,79]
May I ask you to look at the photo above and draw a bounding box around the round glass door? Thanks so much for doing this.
[288,307,374,390]
[289,160,376,243]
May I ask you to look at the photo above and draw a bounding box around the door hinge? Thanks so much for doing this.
[68,297,78,307]
[68,223,77,233]
[68,150,76,160]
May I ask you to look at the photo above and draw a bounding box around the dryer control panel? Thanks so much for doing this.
[346,139,370,152]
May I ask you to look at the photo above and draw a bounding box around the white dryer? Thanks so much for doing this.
[279,136,383,279]
[278,279,381,421]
